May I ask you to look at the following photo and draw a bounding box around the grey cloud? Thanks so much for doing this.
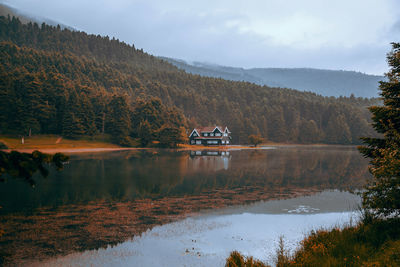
[2,0,400,75]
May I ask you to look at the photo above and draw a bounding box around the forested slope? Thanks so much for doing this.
[0,16,378,145]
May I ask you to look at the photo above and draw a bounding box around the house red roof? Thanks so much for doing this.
[194,126,229,133]
[192,136,223,139]
[197,126,216,132]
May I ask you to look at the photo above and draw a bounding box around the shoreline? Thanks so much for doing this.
[2,144,356,154]
[1,135,357,154]
[1,147,145,154]
[1,144,357,155]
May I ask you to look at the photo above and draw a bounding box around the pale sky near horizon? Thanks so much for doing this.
[2,0,400,75]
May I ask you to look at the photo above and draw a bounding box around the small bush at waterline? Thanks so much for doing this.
[226,251,269,267]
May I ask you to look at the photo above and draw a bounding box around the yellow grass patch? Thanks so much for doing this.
[0,135,120,150]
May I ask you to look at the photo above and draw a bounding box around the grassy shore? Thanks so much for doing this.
[0,135,125,153]
[0,135,270,153]
[226,216,400,267]
[0,135,352,154]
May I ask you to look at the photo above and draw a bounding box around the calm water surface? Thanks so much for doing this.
[0,146,369,213]
[0,146,371,266]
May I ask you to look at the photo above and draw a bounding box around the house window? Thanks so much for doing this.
[204,133,208,136]
[224,133,228,136]
[207,140,218,144]
[226,140,230,144]
[215,133,221,136]
[222,140,225,144]
[210,133,214,136]
[196,140,202,145]
[191,140,195,144]
[193,133,197,137]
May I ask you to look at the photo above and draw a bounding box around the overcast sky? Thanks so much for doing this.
[3,0,400,75]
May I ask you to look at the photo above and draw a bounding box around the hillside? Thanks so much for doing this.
[163,57,383,98]
[0,16,379,145]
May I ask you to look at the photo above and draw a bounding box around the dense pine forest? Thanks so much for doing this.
[0,16,378,145]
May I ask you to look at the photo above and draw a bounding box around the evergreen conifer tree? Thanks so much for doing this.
[359,43,400,217]
[137,120,153,146]
[107,94,131,143]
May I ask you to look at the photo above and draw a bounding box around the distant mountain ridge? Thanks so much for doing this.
[162,57,383,98]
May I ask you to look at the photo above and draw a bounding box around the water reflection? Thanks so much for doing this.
[189,150,231,171]
[0,146,370,213]
[0,147,371,265]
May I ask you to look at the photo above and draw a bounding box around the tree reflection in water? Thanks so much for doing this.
[0,146,372,265]
[0,146,370,214]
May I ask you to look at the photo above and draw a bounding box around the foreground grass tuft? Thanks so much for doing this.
[226,217,400,266]
[226,251,270,267]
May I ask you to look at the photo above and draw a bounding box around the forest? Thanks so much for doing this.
[0,16,379,145]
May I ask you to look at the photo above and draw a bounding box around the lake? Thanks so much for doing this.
[0,146,371,266]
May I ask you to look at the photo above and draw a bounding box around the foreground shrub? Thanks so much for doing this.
[226,251,269,267]
[226,218,400,266]
[291,219,400,266]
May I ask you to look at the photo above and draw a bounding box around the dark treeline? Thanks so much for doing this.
[0,16,378,144]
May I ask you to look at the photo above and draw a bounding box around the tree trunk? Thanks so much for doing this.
[102,112,105,134]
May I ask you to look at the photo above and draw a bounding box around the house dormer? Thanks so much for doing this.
[189,129,200,138]
[213,127,222,136]
[223,127,231,137]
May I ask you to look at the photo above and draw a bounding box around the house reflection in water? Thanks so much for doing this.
[189,150,231,171]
